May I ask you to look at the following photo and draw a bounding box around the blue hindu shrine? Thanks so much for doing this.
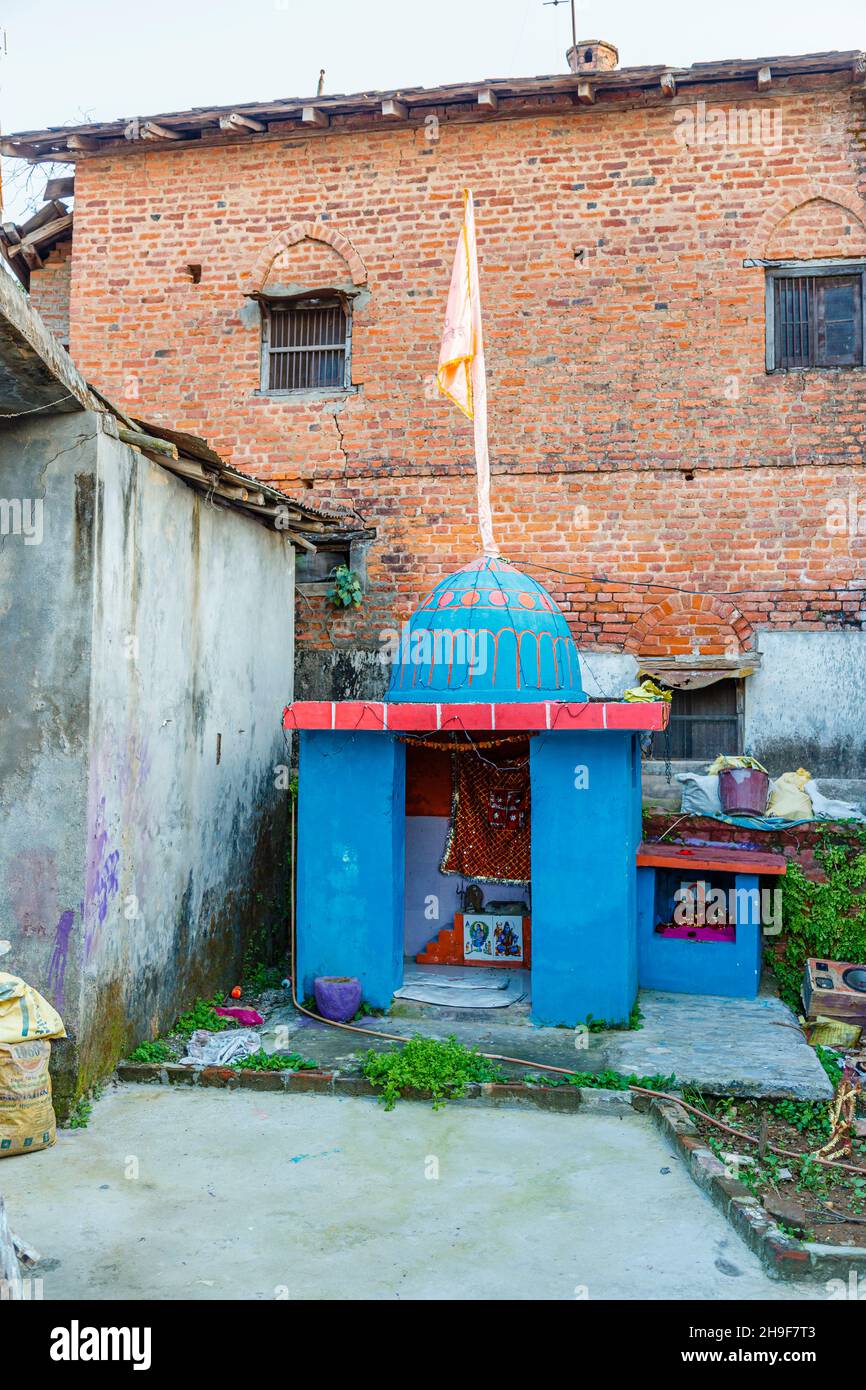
[285,556,676,1026]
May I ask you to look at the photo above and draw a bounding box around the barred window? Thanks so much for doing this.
[767,267,864,370]
[651,680,743,761]
[262,294,351,392]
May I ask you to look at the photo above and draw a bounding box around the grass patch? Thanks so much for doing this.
[523,1069,677,1092]
[363,1035,506,1110]
[127,1040,174,1064]
[816,1045,845,1089]
[63,1084,104,1130]
[242,961,284,994]
[580,1002,644,1033]
[769,1097,832,1138]
[230,1050,318,1073]
[173,996,231,1039]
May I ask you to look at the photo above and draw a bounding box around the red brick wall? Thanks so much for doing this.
[30,241,72,346]
[642,810,864,881]
[65,75,866,667]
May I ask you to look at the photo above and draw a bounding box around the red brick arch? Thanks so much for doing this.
[624,594,754,659]
[749,181,866,261]
[247,220,368,291]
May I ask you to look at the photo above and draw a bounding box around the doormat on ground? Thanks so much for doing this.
[394,967,529,1009]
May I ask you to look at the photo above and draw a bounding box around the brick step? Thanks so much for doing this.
[416,924,463,965]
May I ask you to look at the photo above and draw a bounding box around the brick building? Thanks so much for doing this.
[4,40,866,793]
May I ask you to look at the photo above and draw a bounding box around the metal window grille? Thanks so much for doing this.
[651,680,742,761]
[266,296,349,392]
[771,272,863,369]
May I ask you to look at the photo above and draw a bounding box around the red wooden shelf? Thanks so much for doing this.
[637,841,787,876]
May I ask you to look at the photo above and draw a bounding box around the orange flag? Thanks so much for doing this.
[437,190,499,557]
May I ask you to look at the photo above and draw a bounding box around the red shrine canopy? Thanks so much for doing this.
[283,700,670,733]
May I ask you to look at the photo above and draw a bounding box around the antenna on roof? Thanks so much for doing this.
[317,69,326,97]
[543,0,578,54]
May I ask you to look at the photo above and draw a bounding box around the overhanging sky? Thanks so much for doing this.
[1,0,863,219]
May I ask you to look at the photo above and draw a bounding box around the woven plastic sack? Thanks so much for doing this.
[0,973,66,1046]
[0,1039,57,1158]
[767,770,813,821]
[676,772,723,816]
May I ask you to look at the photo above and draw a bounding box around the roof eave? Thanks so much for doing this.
[4,49,863,164]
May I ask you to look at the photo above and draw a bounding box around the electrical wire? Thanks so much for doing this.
[0,392,75,418]
[508,554,861,602]
[287,794,862,1177]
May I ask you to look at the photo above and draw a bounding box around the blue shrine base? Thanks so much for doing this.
[637,868,763,999]
[296,726,648,1029]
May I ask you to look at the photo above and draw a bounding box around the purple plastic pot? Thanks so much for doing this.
[719,768,769,817]
[314,976,363,1023]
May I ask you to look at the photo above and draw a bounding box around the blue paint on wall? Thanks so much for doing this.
[530,732,641,1026]
[296,731,406,1009]
[637,869,762,999]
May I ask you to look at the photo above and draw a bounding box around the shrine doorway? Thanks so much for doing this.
[401,735,532,1010]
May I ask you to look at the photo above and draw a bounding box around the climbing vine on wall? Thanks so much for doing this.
[329,565,364,610]
[774,830,866,1009]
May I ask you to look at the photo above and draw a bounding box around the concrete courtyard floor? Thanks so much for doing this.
[0,1084,830,1301]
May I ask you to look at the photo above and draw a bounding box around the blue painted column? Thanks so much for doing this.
[296,731,406,1009]
[733,872,763,998]
[530,732,641,1026]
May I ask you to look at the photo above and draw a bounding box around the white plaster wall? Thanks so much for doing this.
[577,650,639,699]
[746,631,866,778]
[404,816,462,956]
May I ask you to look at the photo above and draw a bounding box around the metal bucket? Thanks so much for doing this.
[719,768,769,817]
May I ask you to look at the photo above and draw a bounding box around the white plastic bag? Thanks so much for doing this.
[805,780,866,823]
[179,1029,261,1068]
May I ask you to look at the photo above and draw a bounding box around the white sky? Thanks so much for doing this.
[1,0,863,219]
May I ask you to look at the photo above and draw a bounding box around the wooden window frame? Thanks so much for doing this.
[295,534,371,599]
[651,679,745,762]
[259,292,353,396]
[765,261,866,372]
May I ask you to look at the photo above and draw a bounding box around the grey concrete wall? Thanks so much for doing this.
[295,644,387,702]
[0,412,98,1107]
[0,409,295,1102]
[77,420,294,1087]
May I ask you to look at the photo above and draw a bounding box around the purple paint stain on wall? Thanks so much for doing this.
[84,796,121,959]
[47,909,75,1011]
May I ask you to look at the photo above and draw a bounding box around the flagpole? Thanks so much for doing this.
[464,192,499,557]
[437,190,499,557]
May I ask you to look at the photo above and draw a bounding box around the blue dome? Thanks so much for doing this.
[386,557,584,703]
